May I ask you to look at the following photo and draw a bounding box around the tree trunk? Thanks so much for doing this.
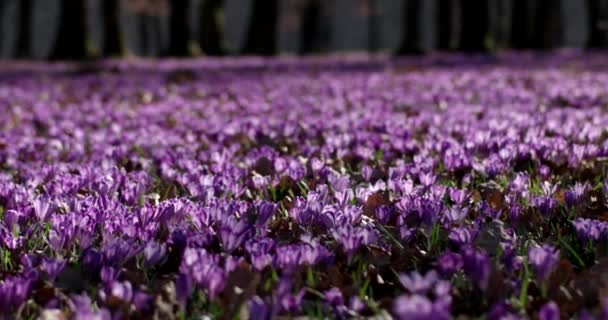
[511,0,536,48]
[299,0,321,54]
[587,0,608,47]
[16,0,32,58]
[50,0,88,60]
[487,0,512,50]
[437,0,456,50]
[397,0,423,54]
[168,0,191,56]
[535,0,562,48]
[200,0,223,55]
[459,0,488,52]
[102,0,124,56]
[242,0,278,55]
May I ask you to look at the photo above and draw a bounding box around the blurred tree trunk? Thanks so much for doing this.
[16,0,32,58]
[459,0,488,52]
[242,0,278,55]
[535,0,562,48]
[437,0,460,50]
[168,0,192,56]
[300,0,321,54]
[102,0,124,56]
[50,0,88,60]
[368,0,379,53]
[139,14,149,56]
[587,0,608,47]
[487,0,512,50]
[397,0,422,54]
[200,0,224,55]
[511,0,537,48]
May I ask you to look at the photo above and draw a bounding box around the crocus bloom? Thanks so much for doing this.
[528,244,560,282]
[398,270,439,294]
[538,301,559,320]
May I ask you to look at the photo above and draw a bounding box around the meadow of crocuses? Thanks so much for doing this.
[1,53,608,319]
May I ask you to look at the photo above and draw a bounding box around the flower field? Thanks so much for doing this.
[1,54,608,319]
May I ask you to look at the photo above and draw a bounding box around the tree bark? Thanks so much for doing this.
[50,0,88,60]
[102,0,124,56]
[16,0,32,58]
[242,0,278,55]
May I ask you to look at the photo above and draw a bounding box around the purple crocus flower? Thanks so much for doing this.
[393,294,449,320]
[331,225,378,260]
[564,182,589,207]
[133,291,153,315]
[81,248,103,274]
[39,257,66,281]
[437,251,463,276]
[32,197,53,222]
[398,270,439,294]
[449,188,469,206]
[462,247,490,291]
[538,301,559,320]
[219,216,252,253]
[143,241,167,268]
[248,296,272,320]
[528,244,560,282]
[0,276,32,314]
[443,206,469,224]
[99,281,133,306]
[573,218,607,242]
[448,227,474,246]
[375,205,393,224]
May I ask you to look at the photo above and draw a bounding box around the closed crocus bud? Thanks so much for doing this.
[538,301,559,320]
[375,205,393,224]
[437,251,463,276]
[100,266,120,286]
[323,287,344,306]
[81,249,103,274]
[40,257,66,281]
[539,165,551,180]
[143,241,166,268]
[449,188,469,206]
[248,296,271,320]
[528,244,560,283]
[564,182,589,208]
[101,281,133,306]
[462,247,490,292]
[133,291,153,315]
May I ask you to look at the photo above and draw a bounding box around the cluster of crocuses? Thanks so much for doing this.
[0,54,608,319]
